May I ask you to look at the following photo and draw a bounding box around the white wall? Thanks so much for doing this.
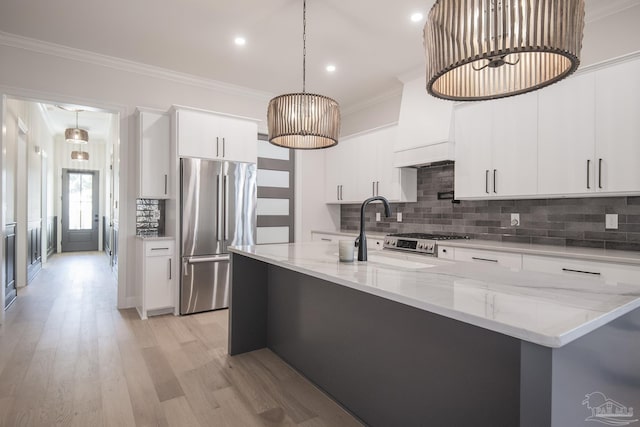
[0,34,273,308]
[4,98,55,287]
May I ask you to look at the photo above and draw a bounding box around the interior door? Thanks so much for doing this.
[61,170,99,252]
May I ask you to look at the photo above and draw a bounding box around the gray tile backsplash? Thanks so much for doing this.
[340,164,640,251]
[136,199,165,236]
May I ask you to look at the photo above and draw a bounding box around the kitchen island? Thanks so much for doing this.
[228,242,640,427]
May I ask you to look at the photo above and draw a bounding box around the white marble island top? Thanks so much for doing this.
[229,242,640,348]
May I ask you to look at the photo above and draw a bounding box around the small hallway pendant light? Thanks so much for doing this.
[65,110,89,144]
[424,0,585,101]
[71,150,89,161]
[267,0,340,149]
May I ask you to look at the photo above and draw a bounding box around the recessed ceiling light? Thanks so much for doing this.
[326,64,336,73]
[410,12,424,22]
[234,37,246,46]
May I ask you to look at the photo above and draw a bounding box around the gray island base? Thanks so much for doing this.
[229,252,640,427]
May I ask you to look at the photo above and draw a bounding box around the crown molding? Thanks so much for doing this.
[0,31,274,101]
[341,87,403,116]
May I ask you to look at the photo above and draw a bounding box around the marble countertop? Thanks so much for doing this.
[229,242,640,348]
[437,239,640,265]
[311,229,388,240]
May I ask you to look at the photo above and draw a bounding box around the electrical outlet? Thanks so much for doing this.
[511,213,520,227]
[606,214,618,230]
[397,212,403,222]
[375,212,381,222]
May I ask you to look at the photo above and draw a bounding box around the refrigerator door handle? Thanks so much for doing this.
[183,259,189,276]
[216,174,222,241]
[224,174,229,241]
[185,254,230,264]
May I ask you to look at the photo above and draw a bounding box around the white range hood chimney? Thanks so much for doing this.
[393,74,455,167]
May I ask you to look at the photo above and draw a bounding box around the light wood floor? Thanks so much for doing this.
[0,252,362,427]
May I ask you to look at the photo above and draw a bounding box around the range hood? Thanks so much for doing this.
[393,75,455,167]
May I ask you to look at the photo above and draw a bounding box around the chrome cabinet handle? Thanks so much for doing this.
[168,258,172,280]
[472,257,498,263]
[222,137,226,158]
[587,159,591,189]
[372,181,375,197]
[562,268,600,276]
[337,185,340,201]
[485,170,489,194]
[598,158,603,189]
[320,238,331,242]
[376,181,379,196]
[216,137,219,157]
[151,247,169,251]
[164,174,167,195]
[493,169,497,193]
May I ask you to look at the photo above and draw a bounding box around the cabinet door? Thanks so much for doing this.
[145,255,173,309]
[595,58,640,193]
[490,94,538,198]
[220,117,258,163]
[139,111,170,198]
[374,127,401,201]
[454,103,493,198]
[355,136,379,200]
[176,109,222,159]
[538,73,596,195]
[325,139,357,203]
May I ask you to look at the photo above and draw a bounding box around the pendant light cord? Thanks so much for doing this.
[302,0,306,93]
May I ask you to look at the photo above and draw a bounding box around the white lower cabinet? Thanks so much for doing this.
[453,247,523,270]
[311,232,384,250]
[136,239,175,319]
[522,255,640,284]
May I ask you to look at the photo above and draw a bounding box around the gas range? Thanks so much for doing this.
[383,233,468,256]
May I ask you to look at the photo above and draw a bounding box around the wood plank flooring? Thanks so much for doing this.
[0,252,362,427]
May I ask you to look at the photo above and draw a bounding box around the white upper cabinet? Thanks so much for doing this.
[137,108,170,199]
[454,93,538,199]
[325,138,357,203]
[595,58,640,194]
[174,107,258,163]
[538,73,596,195]
[325,125,416,204]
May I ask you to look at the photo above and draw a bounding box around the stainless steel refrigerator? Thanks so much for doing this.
[180,158,256,314]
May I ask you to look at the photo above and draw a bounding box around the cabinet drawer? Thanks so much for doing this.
[523,255,640,284]
[311,232,337,243]
[455,248,522,270]
[145,241,175,257]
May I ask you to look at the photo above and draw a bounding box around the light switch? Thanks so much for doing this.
[511,213,520,227]
[376,212,381,222]
[397,212,403,222]
[605,214,618,230]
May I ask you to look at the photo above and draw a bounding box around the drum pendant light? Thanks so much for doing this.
[267,0,340,149]
[65,110,89,144]
[424,0,585,101]
[71,150,89,161]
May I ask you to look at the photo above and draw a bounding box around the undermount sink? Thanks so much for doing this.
[366,253,437,270]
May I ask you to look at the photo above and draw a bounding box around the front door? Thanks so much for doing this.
[61,170,99,252]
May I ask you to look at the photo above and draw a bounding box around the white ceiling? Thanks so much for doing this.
[0,0,637,112]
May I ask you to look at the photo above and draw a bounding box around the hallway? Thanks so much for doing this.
[0,252,360,427]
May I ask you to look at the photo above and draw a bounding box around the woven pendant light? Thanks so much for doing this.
[424,0,585,101]
[267,0,340,149]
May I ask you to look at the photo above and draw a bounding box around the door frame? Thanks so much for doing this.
[61,169,100,252]
[0,86,130,323]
